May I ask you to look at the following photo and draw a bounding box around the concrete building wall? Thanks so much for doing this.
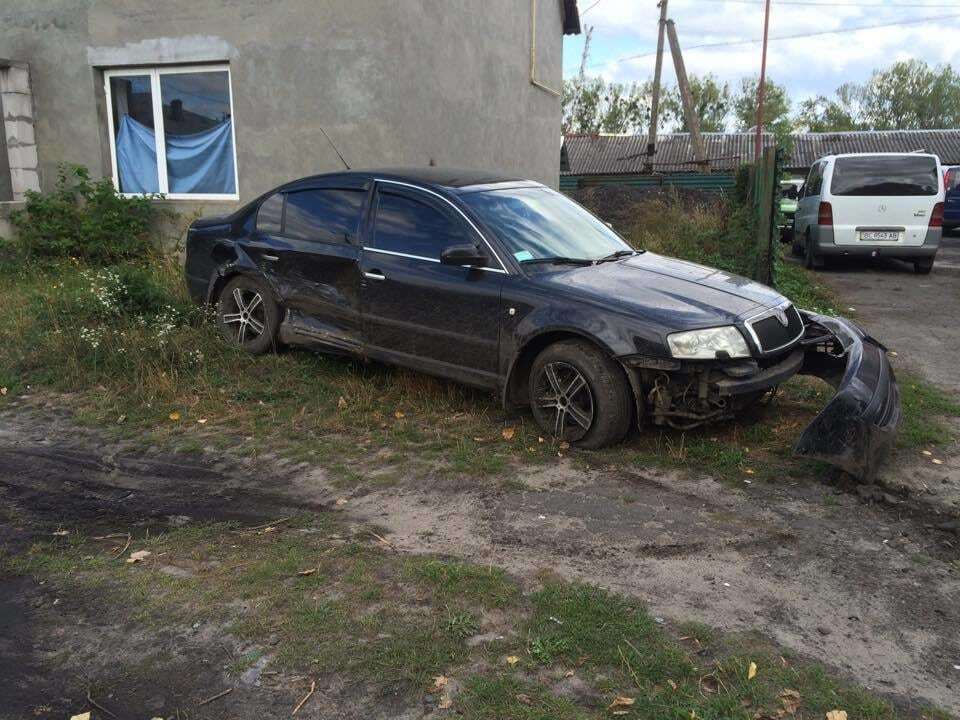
[0,0,567,216]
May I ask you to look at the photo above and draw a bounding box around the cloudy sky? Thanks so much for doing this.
[563,0,960,103]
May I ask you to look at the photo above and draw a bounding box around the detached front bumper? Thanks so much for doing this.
[794,312,901,480]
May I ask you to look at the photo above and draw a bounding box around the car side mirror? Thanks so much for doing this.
[440,243,488,267]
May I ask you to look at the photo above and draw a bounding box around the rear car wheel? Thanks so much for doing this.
[804,232,824,270]
[528,339,631,449]
[914,257,934,274]
[217,275,281,354]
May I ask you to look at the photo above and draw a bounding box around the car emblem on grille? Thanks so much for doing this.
[774,308,789,326]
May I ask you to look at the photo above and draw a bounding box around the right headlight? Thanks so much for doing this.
[667,326,751,360]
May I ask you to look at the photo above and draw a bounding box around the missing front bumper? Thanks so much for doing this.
[793,312,901,481]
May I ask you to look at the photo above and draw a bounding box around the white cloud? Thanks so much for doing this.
[570,0,960,100]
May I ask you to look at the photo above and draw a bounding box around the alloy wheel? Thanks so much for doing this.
[532,361,595,442]
[220,286,267,345]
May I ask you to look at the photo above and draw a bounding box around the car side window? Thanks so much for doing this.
[257,193,283,234]
[371,191,470,260]
[283,188,366,243]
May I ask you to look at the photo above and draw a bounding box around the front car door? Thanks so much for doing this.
[796,160,824,237]
[359,182,505,388]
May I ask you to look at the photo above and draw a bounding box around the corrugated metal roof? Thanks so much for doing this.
[788,130,960,169]
[561,132,775,175]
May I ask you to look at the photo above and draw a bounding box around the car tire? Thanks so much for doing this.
[217,275,281,355]
[914,258,934,275]
[804,232,824,270]
[528,339,632,450]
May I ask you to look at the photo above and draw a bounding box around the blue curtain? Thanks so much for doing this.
[116,115,159,193]
[116,115,236,195]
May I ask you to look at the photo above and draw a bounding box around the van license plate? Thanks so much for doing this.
[860,230,899,241]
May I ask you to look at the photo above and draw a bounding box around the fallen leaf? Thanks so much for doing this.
[748,661,758,680]
[506,655,520,666]
[430,675,449,692]
[69,714,90,720]
[197,418,208,425]
[52,530,70,536]
[607,696,635,710]
[168,411,181,421]
[745,468,756,475]
[559,441,570,450]
[502,427,516,440]
[334,497,348,507]
[922,450,933,456]
[516,693,533,705]
[779,688,801,715]
[117,414,126,423]
[337,396,347,409]
[438,694,453,709]
[0,387,7,396]
[667,679,677,690]
[394,409,405,419]
[564,669,575,678]
[261,526,278,533]
[825,712,848,720]
[126,550,152,564]
[297,568,317,576]
[932,458,944,465]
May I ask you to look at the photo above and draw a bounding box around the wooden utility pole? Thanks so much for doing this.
[754,0,772,160]
[666,19,707,169]
[644,0,669,171]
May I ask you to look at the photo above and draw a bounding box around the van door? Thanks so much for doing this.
[796,161,824,238]
[825,155,942,247]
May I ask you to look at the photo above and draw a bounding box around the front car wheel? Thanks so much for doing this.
[528,339,632,449]
[217,276,281,354]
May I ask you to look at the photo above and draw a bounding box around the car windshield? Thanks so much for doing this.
[830,156,939,196]
[460,186,633,263]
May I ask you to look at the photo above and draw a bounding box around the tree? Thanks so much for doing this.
[662,73,731,132]
[858,59,960,129]
[794,83,862,132]
[733,76,792,141]
[561,77,653,134]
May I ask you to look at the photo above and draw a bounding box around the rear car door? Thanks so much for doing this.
[245,184,369,353]
[359,183,504,388]
[826,155,942,247]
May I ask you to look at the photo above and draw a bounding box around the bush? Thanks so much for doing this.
[10,164,159,263]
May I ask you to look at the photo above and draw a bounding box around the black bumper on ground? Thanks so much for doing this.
[793,312,901,481]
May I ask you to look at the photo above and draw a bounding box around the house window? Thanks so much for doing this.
[104,65,238,199]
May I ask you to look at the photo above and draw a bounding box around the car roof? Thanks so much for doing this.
[818,152,940,161]
[281,167,538,193]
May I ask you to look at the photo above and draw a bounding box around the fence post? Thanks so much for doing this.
[753,147,777,284]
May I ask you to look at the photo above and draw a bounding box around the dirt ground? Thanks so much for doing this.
[811,234,960,516]
[2,397,959,718]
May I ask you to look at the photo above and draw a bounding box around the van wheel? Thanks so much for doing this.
[528,339,631,450]
[914,258,934,275]
[217,275,281,354]
[804,232,824,270]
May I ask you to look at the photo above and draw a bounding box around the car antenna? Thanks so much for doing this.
[319,125,351,170]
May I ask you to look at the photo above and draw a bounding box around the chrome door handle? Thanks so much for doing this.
[262,254,280,262]
[364,270,386,281]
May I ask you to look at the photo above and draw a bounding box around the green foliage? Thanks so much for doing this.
[10,164,159,263]
[663,73,732,132]
[733,76,793,144]
[562,75,653,135]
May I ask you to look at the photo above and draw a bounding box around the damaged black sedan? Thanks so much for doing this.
[185,168,900,479]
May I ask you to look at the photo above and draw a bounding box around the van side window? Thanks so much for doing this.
[806,162,824,196]
[257,193,284,234]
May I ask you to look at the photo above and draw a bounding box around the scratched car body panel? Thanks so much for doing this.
[185,168,900,479]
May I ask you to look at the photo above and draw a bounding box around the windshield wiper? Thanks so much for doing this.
[595,249,640,264]
[520,256,594,266]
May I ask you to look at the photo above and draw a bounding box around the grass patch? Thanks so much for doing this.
[3,518,947,719]
[898,372,960,448]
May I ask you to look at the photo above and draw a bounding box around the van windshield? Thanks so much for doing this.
[830,156,938,196]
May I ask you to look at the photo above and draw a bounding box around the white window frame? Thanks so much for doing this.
[103,64,240,201]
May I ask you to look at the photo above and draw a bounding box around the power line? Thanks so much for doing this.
[592,12,960,66]
[581,0,603,15]
[697,0,956,6]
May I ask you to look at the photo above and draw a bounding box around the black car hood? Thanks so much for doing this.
[530,252,787,329]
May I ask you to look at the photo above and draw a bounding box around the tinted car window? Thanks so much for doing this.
[284,188,365,242]
[831,156,938,196]
[372,192,469,260]
[257,193,283,234]
[806,162,824,196]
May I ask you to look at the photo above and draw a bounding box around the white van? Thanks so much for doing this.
[793,152,944,274]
